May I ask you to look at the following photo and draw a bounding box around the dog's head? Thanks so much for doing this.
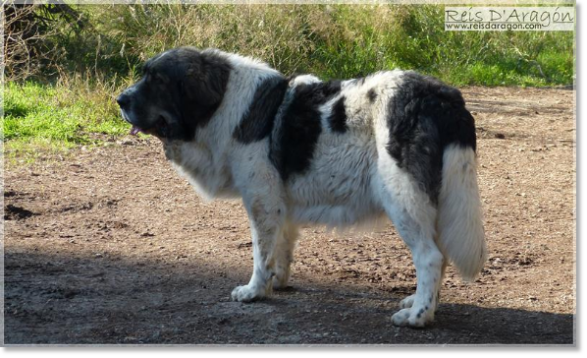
[117,47,231,141]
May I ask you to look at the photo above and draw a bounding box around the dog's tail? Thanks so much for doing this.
[437,144,486,281]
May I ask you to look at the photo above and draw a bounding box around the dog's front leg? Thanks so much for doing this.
[231,195,284,302]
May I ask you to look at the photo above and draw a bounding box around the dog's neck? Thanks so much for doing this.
[193,50,283,151]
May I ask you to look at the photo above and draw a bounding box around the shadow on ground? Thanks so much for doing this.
[4,250,574,345]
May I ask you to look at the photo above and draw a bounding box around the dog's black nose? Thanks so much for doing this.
[116,93,130,108]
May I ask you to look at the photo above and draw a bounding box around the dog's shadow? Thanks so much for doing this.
[4,250,574,345]
[269,285,574,345]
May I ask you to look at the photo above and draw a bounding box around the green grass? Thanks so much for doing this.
[3,81,129,161]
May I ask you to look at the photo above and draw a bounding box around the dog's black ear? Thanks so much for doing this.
[176,50,231,141]
[182,52,231,111]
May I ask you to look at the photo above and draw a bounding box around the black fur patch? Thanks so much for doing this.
[367,88,377,103]
[176,49,232,141]
[270,80,342,181]
[386,72,476,205]
[328,96,348,133]
[233,75,288,143]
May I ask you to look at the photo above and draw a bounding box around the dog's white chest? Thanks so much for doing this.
[165,141,237,200]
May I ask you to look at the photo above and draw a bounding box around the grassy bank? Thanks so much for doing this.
[3,81,128,163]
[60,4,573,86]
[3,4,575,160]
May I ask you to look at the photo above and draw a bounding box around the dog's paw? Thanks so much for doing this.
[391,306,433,328]
[399,294,416,309]
[231,284,266,302]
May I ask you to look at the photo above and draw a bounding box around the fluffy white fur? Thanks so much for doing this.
[437,144,487,281]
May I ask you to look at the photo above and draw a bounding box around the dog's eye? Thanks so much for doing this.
[148,72,166,84]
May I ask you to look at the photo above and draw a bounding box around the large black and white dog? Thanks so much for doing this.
[117,47,486,328]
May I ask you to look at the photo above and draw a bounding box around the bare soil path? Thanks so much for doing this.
[3,87,575,345]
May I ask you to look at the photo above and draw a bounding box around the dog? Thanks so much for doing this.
[117,47,486,328]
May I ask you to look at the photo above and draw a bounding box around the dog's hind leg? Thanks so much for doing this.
[231,193,286,302]
[385,202,444,328]
[272,222,299,290]
[398,259,447,310]
[374,154,444,327]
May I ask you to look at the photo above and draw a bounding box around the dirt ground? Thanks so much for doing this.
[3,87,575,345]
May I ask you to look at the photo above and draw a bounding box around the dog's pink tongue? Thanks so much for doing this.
[130,126,141,136]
